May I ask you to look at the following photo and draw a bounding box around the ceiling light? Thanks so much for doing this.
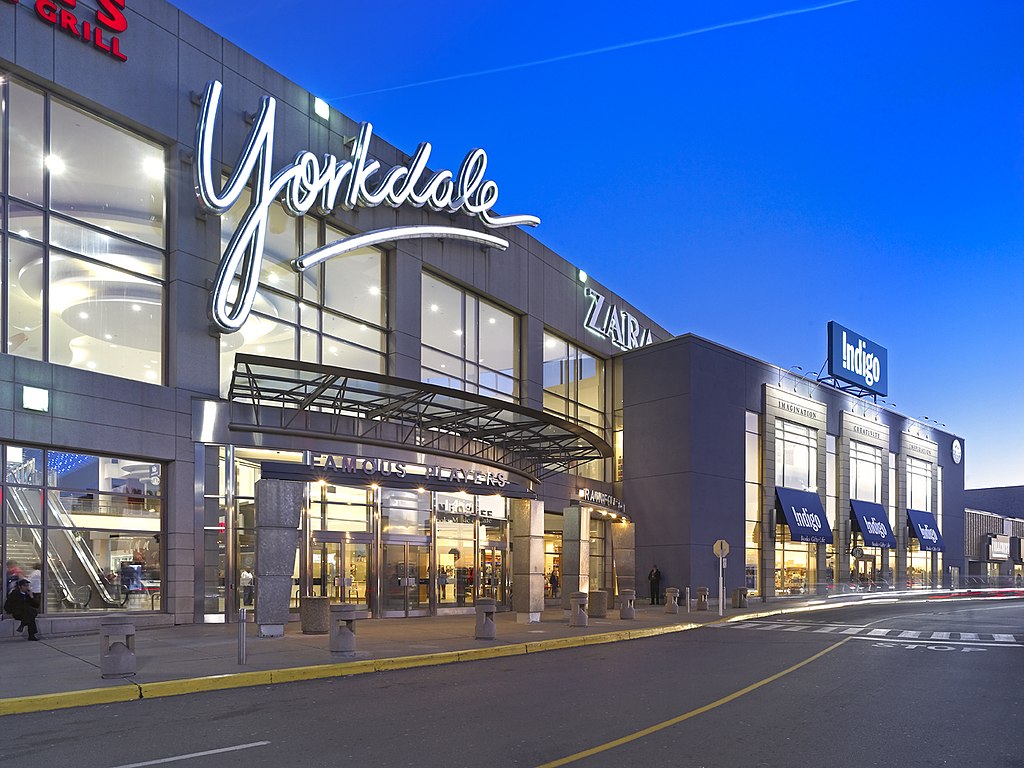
[131,304,141,312]
[488,318,496,325]
[368,286,380,296]
[45,154,65,174]
[78,311,89,319]
[104,334,113,340]
[430,304,439,312]
[453,329,463,336]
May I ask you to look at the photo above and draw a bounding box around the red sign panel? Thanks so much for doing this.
[4,0,129,62]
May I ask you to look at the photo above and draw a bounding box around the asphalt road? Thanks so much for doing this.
[2,598,1022,768]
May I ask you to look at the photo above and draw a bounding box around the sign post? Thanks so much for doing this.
[713,539,730,617]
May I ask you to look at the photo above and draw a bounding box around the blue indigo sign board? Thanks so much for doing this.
[850,500,897,548]
[827,322,888,396]
[907,509,945,552]
[775,487,833,544]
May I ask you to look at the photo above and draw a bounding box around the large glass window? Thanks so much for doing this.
[851,441,883,503]
[1,74,167,383]
[907,456,932,512]
[2,445,163,613]
[421,273,518,401]
[218,200,388,394]
[744,412,761,596]
[775,418,818,596]
[544,332,607,479]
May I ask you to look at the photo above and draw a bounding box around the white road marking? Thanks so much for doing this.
[897,630,920,638]
[782,625,812,631]
[931,632,951,640]
[867,629,891,636]
[959,633,979,641]
[992,634,1015,642]
[108,741,271,768]
[854,636,1020,648]
[841,627,865,635]
[812,626,839,633]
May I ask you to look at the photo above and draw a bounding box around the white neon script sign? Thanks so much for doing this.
[193,80,539,333]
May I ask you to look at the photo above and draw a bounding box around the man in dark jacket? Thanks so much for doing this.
[5,579,40,640]
[648,565,662,605]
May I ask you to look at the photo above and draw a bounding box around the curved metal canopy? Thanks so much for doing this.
[227,354,611,480]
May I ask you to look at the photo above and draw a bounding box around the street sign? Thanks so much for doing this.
[713,539,730,558]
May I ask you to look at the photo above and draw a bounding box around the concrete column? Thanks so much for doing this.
[561,505,590,612]
[610,520,635,598]
[511,499,544,623]
[255,479,303,638]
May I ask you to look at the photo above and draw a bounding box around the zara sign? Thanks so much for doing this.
[583,287,654,351]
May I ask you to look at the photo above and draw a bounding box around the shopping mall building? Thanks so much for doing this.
[0,0,968,634]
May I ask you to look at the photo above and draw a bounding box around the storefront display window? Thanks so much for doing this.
[543,332,607,480]
[2,445,163,613]
[745,412,761,595]
[775,418,818,594]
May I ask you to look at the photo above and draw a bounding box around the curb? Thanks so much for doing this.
[0,602,844,717]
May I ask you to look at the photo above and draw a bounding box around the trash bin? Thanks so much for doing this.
[588,590,608,618]
[475,598,497,640]
[300,595,330,634]
[664,587,680,614]
[329,603,359,654]
[619,589,636,620]
[696,586,710,611]
[569,591,588,627]
[100,616,136,678]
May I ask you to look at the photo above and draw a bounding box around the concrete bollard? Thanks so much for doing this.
[329,603,359,654]
[619,589,636,620]
[738,587,749,608]
[664,587,680,614]
[731,588,750,609]
[588,590,608,618]
[475,598,497,640]
[696,586,710,611]
[569,591,589,627]
[100,616,136,679]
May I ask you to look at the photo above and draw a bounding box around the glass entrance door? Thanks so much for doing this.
[479,544,505,603]
[381,542,430,617]
[311,536,370,612]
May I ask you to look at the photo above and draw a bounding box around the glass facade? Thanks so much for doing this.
[907,455,936,588]
[744,411,761,596]
[1,73,166,383]
[421,273,518,401]
[774,419,817,596]
[543,332,607,480]
[850,441,888,589]
[3,445,163,613]
[218,197,387,394]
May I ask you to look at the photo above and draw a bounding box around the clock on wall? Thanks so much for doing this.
[951,439,962,465]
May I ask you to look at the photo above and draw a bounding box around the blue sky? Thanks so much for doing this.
[173,0,1024,489]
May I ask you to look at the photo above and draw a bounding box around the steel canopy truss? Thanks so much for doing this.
[227,355,611,480]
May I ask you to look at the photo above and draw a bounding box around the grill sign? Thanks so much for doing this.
[5,0,129,62]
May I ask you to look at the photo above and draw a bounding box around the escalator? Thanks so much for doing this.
[7,486,128,609]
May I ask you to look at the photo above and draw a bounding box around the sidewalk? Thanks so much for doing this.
[0,598,814,715]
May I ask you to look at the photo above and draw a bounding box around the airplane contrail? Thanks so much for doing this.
[333,0,859,100]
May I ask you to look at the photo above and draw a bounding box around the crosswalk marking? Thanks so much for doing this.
[714,621,1021,644]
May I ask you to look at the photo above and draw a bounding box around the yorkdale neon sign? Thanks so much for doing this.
[194,80,540,334]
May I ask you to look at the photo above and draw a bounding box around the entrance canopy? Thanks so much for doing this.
[907,509,945,552]
[227,354,611,480]
[775,487,833,544]
[850,500,897,548]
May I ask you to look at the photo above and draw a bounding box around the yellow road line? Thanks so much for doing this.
[535,637,852,768]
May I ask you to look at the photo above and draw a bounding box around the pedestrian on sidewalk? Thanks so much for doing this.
[648,565,662,605]
[549,569,559,598]
[5,578,41,640]
[240,566,255,606]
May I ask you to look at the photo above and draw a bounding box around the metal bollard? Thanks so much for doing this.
[685,586,691,613]
[619,589,636,620]
[475,598,497,640]
[664,587,680,615]
[569,591,589,627]
[100,616,136,679]
[329,604,359,654]
[238,607,247,665]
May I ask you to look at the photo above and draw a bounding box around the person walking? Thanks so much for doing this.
[5,578,41,640]
[549,569,560,599]
[240,566,254,606]
[648,565,662,605]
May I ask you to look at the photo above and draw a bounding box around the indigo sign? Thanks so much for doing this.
[827,321,888,396]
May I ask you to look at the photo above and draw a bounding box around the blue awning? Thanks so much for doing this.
[907,509,945,552]
[850,500,897,548]
[775,487,833,544]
